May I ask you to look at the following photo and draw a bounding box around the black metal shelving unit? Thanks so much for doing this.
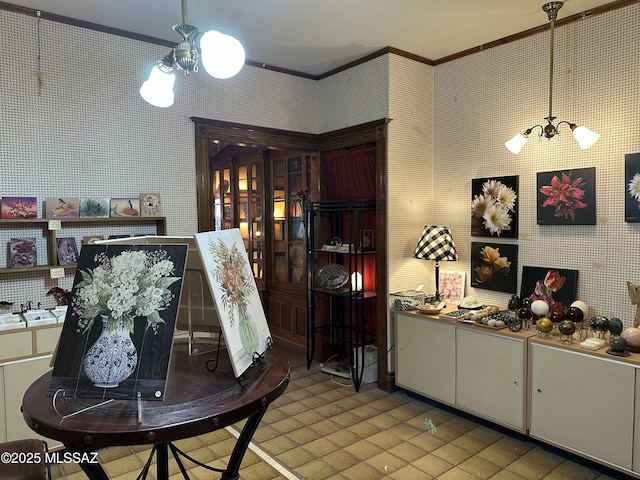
[305,200,377,391]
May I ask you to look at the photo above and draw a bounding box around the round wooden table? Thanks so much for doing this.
[21,340,290,480]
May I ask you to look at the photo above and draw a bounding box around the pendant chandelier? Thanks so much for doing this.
[505,2,599,154]
[139,0,245,107]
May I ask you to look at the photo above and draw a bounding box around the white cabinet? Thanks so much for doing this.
[1,356,53,442]
[456,328,526,430]
[395,312,455,404]
[529,342,635,470]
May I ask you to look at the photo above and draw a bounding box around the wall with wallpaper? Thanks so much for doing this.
[431,3,640,327]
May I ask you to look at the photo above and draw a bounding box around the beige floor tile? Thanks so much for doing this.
[438,466,485,479]
[340,460,387,480]
[295,459,338,480]
[477,443,524,468]
[548,460,602,480]
[389,463,436,479]
[260,435,299,456]
[346,420,380,438]
[450,430,494,454]
[321,448,362,471]
[384,421,423,442]
[343,439,384,461]
[308,418,343,436]
[276,446,316,469]
[457,454,502,479]
[407,430,447,452]
[366,430,403,450]
[387,441,428,463]
[302,437,341,457]
[431,442,474,466]
[412,452,455,478]
[286,426,322,446]
[324,429,362,449]
[364,450,406,474]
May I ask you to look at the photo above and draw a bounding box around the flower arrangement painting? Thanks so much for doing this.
[520,266,578,308]
[49,243,188,400]
[470,242,518,293]
[536,167,596,225]
[471,176,518,238]
[624,153,640,223]
[438,271,466,303]
[194,229,271,378]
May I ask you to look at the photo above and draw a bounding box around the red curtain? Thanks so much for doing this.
[321,144,376,200]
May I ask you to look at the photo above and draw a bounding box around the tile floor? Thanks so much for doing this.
[50,343,625,480]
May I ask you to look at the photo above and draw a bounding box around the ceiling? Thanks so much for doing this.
[3,0,623,77]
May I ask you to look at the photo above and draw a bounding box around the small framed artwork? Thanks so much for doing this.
[45,198,80,218]
[361,229,374,251]
[9,238,37,268]
[470,242,518,294]
[624,153,640,222]
[471,175,518,238]
[2,197,37,219]
[537,167,596,225]
[80,198,110,218]
[439,271,466,304]
[520,266,578,307]
[56,237,79,265]
[139,193,162,217]
[110,198,140,217]
[82,235,104,245]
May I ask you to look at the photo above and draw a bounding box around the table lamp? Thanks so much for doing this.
[413,226,458,301]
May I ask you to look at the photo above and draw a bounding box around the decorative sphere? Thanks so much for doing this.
[549,310,565,323]
[558,320,576,336]
[522,297,532,309]
[570,300,589,318]
[609,318,624,336]
[609,336,628,353]
[590,316,610,332]
[621,327,640,348]
[531,300,550,317]
[536,317,554,334]
[517,307,532,320]
[567,306,584,323]
[508,295,521,310]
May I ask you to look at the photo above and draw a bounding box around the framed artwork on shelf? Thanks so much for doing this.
[438,271,466,304]
[194,228,272,378]
[110,198,140,217]
[56,237,79,265]
[82,235,105,245]
[537,167,596,225]
[470,242,518,294]
[45,198,80,218]
[625,153,640,222]
[1,197,37,219]
[520,266,578,307]
[361,229,374,251]
[471,175,518,238]
[49,243,188,400]
[139,193,162,217]
[9,238,37,268]
[80,198,110,218]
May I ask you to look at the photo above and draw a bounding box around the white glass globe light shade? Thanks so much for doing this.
[139,65,175,108]
[505,133,528,154]
[200,30,245,79]
[572,126,600,150]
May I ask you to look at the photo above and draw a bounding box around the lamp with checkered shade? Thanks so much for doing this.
[413,226,458,301]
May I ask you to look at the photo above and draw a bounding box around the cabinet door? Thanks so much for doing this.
[530,343,634,469]
[456,328,525,430]
[3,356,52,442]
[395,313,455,404]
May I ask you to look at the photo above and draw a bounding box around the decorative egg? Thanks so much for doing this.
[536,317,553,334]
[570,300,589,318]
[609,336,628,353]
[621,327,640,348]
[549,310,564,323]
[517,307,532,320]
[590,316,610,332]
[567,306,584,323]
[531,300,550,317]
[609,318,624,336]
[558,320,576,336]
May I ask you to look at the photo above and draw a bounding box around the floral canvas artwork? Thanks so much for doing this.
[49,243,188,400]
[624,153,640,222]
[194,229,271,378]
[1,196,37,219]
[537,167,596,225]
[520,266,578,308]
[470,242,518,293]
[45,197,80,218]
[471,176,518,238]
[438,271,466,303]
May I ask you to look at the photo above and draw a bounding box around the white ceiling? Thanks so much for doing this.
[4,0,619,76]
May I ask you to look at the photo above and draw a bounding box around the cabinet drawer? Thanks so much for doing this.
[36,326,63,354]
[0,331,33,361]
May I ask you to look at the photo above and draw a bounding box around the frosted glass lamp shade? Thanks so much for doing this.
[200,30,245,79]
[139,65,175,108]
[572,126,600,150]
[505,133,528,154]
